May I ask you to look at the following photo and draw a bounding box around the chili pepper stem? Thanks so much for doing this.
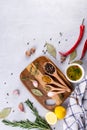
[82,18,85,25]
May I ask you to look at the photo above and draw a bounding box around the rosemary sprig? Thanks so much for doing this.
[2,119,50,130]
[2,99,51,130]
[25,99,39,116]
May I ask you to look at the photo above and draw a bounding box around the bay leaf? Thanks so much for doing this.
[0,107,11,119]
[71,60,83,65]
[45,43,56,58]
[31,89,43,96]
[69,50,77,63]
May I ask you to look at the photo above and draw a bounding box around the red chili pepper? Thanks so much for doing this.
[59,19,85,57]
[80,39,87,60]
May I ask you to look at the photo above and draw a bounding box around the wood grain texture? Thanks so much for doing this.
[20,56,73,110]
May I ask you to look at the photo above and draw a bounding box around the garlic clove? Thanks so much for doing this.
[30,79,38,88]
[13,89,20,96]
[18,103,25,112]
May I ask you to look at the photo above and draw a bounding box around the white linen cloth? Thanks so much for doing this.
[63,76,87,130]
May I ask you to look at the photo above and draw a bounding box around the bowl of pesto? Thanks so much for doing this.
[65,63,84,83]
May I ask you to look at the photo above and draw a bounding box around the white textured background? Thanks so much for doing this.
[0,0,87,130]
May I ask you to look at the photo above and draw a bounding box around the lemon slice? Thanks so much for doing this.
[54,106,66,119]
[45,112,57,125]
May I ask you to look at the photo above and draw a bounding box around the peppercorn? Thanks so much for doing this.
[44,62,55,74]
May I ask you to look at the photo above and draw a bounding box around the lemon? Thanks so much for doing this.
[45,112,57,125]
[54,106,66,119]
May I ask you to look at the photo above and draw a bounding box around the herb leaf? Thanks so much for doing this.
[71,60,83,65]
[25,99,38,116]
[31,89,43,96]
[45,43,56,58]
[69,50,77,63]
[0,108,11,119]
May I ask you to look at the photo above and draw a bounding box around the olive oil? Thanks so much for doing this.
[67,65,82,81]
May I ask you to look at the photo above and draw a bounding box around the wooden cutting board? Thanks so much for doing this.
[20,56,73,111]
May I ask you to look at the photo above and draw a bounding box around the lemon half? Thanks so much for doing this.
[54,106,66,119]
[45,112,57,125]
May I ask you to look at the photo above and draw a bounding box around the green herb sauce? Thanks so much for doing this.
[67,65,82,81]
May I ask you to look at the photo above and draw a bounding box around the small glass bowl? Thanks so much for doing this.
[65,63,85,83]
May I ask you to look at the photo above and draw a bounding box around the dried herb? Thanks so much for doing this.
[31,89,43,96]
[69,50,77,63]
[45,43,56,58]
[34,63,39,75]
[29,63,39,76]
[0,108,11,119]
[71,60,83,65]
[44,86,51,92]
[3,99,51,130]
